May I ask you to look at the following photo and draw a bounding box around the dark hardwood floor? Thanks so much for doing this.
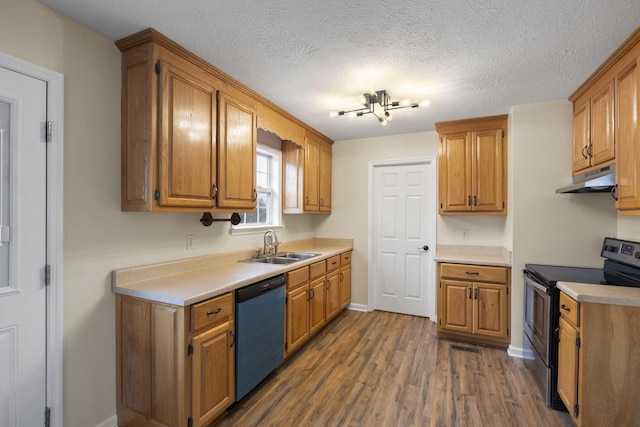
[215,310,574,427]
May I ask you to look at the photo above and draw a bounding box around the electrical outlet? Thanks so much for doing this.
[462,229,469,241]
[186,234,194,250]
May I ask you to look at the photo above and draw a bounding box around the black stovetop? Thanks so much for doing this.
[524,264,605,286]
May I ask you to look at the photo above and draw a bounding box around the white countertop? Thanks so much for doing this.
[434,244,512,267]
[112,238,353,306]
[557,281,640,307]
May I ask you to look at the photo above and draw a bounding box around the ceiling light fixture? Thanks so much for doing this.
[329,89,429,125]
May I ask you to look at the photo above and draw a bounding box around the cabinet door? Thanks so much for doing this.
[304,134,320,212]
[439,132,472,212]
[440,280,473,333]
[158,60,217,208]
[191,320,234,427]
[616,60,640,210]
[217,92,257,209]
[319,142,332,212]
[325,269,341,321]
[473,283,508,339]
[286,285,310,355]
[309,277,326,335]
[340,264,351,308]
[590,80,616,166]
[282,140,304,214]
[557,316,579,418]
[472,128,504,212]
[572,100,591,173]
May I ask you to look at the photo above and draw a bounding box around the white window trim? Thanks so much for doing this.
[230,145,282,236]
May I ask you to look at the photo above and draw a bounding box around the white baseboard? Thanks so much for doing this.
[507,345,525,359]
[346,303,368,312]
[95,415,118,427]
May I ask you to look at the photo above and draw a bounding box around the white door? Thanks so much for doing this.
[371,159,436,318]
[0,67,48,427]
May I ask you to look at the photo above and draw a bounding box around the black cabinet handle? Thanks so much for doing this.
[560,304,571,312]
[474,288,478,300]
[581,146,588,159]
[465,271,480,275]
[229,330,235,347]
[206,308,222,316]
[468,288,472,299]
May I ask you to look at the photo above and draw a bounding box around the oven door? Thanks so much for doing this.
[523,271,551,365]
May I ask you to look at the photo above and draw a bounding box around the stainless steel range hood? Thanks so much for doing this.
[555,164,616,194]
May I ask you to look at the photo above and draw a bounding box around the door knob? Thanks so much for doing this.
[418,245,429,251]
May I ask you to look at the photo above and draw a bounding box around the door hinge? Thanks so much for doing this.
[439,282,442,288]
[216,92,220,101]
[187,344,193,356]
[576,337,581,348]
[502,129,505,138]
[188,417,193,427]
[285,296,288,304]
[45,121,52,143]
[506,287,509,295]
[154,189,160,200]
[155,62,161,74]
[440,202,443,209]
[44,265,51,286]
[0,225,9,245]
[285,342,288,350]
[440,137,443,143]
[44,407,51,427]
[507,327,510,336]
[574,404,579,416]
[502,201,505,209]
[438,319,441,325]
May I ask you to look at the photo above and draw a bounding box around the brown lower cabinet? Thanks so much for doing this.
[116,292,234,427]
[557,291,640,426]
[285,251,352,356]
[436,262,511,347]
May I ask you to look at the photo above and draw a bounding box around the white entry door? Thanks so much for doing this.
[371,158,436,318]
[0,66,48,427]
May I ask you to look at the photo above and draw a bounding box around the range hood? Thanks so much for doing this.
[555,164,616,194]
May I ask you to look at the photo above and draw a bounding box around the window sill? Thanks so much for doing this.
[230,224,285,236]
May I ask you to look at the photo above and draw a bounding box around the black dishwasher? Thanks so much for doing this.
[235,274,286,401]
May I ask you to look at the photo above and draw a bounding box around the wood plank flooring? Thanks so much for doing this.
[215,310,574,427]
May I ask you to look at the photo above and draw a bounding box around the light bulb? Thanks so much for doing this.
[400,99,412,107]
[368,86,376,96]
[419,99,431,107]
[379,117,388,126]
[359,95,368,106]
[329,111,339,118]
[347,112,357,119]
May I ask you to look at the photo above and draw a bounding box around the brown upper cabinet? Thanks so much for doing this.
[116,29,332,213]
[571,79,615,174]
[569,26,640,214]
[281,129,333,214]
[436,115,508,215]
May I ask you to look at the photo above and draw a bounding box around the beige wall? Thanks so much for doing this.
[0,0,316,426]
[510,100,618,348]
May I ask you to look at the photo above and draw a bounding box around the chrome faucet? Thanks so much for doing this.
[263,229,280,256]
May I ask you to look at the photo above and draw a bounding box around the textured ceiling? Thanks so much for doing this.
[39,0,640,141]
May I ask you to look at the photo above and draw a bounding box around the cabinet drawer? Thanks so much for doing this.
[309,260,326,279]
[327,255,341,271]
[287,266,310,289]
[192,292,233,332]
[559,292,579,326]
[440,263,508,284]
[341,251,352,266]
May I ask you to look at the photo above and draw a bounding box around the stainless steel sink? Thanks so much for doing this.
[240,252,320,264]
[276,252,320,260]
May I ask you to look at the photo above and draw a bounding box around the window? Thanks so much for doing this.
[231,146,282,234]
